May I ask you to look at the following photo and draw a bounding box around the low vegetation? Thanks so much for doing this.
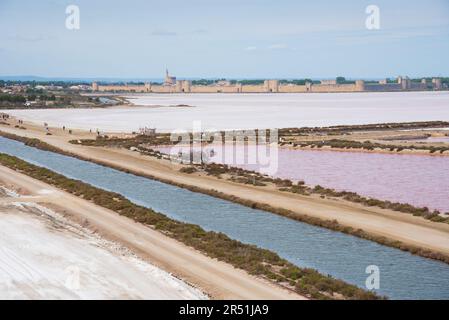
[0,152,381,300]
[289,139,449,154]
[0,94,27,104]
[70,133,173,148]
[0,87,112,109]
[0,131,71,155]
[278,121,449,137]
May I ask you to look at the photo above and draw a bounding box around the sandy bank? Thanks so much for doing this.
[0,199,207,299]
[0,165,303,300]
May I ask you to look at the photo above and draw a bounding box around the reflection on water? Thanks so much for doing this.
[160,144,449,213]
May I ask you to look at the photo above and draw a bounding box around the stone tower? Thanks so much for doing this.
[433,78,442,90]
[264,80,279,93]
[355,80,365,91]
[401,77,411,90]
[181,80,191,93]
[164,69,176,85]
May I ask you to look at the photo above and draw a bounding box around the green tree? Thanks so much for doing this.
[336,76,346,84]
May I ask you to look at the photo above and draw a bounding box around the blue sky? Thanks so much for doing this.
[0,0,448,79]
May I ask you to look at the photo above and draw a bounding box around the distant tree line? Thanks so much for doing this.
[26,88,44,95]
[0,80,90,88]
[0,93,57,104]
[27,94,56,101]
[0,94,26,103]
[279,79,320,85]
[335,76,355,84]
[191,79,220,86]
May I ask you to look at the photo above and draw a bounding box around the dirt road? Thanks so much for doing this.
[0,165,303,300]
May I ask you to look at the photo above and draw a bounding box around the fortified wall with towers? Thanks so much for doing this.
[92,71,444,94]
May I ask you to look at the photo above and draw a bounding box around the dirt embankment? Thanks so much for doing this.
[0,165,303,300]
[1,120,449,263]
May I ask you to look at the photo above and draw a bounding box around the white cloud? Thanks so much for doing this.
[244,46,257,51]
[149,29,208,37]
[149,30,178,37]
[7,34,54,42]
[268,43,288,50]
[191,29,207,34]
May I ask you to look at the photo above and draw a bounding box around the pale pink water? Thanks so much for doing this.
[161,145,449,213]
[416,136,449,143]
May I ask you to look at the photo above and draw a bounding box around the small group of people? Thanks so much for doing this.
[0,113,9,121]
[59,125,72,134]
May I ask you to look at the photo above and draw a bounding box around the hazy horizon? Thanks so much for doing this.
[0,75,447,83]
[1,0,448,79]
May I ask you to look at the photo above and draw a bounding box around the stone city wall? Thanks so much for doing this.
[92,78,442,93]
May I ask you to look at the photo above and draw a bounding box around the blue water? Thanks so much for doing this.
[1,136,448,299]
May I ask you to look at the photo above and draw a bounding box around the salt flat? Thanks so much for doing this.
[0,199,207,300]
[5,91,449,133]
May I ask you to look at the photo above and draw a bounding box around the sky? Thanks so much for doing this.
[0,0,448,79]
